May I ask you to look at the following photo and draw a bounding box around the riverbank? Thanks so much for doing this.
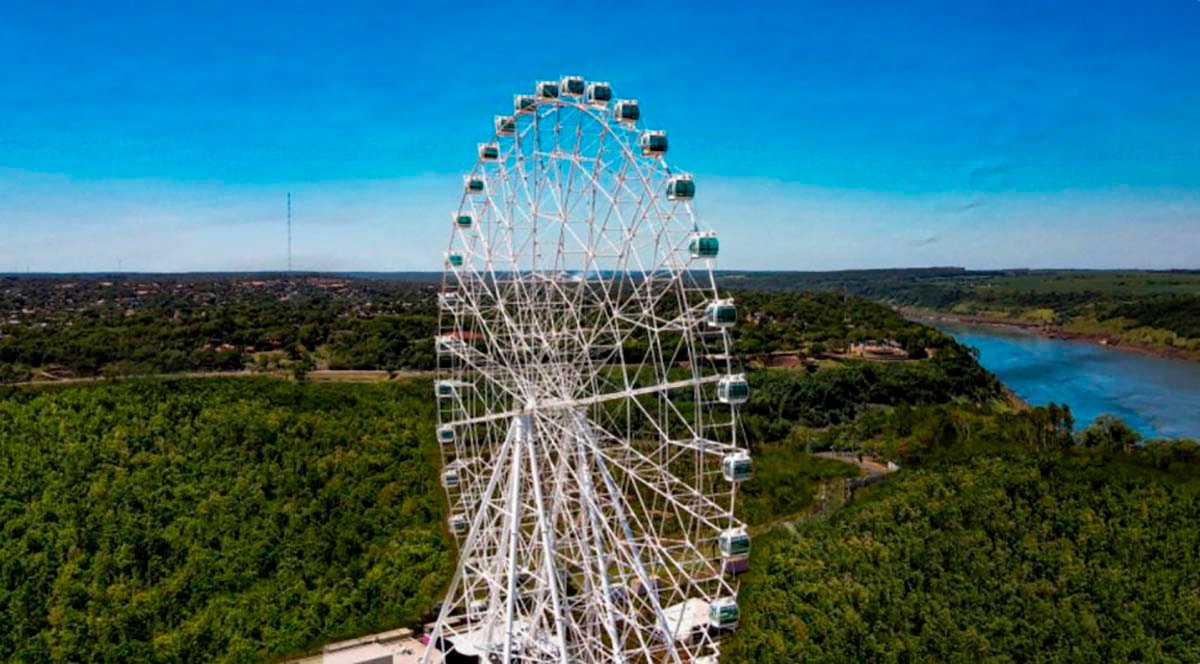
[903,308,1200,363]
[925,317,1200,439]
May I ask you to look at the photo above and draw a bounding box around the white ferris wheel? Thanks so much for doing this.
[424,75,753,664]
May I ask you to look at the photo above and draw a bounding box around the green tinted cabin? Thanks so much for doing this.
[705,300,737,327]
[688,232,719,259]
[536,81,559,98]
[586,82,613,104]
[640,130,668,156]
[446,253,464,268]
[437,424,457,443]
[478,142,500,161]
[666,175,695,200]
[514,94,536,114]
[455,213,474,229]
[708,598,740,629]
[719,529,751,557]
[722,452,753,482]
[560,75,585,96]
[494,115,515,136]
[613,100,640,122]
[435,380,456,398]
[717,375,750,404]
[465,177,485,193]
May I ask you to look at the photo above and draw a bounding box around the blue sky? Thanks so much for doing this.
[1,0,1197,272]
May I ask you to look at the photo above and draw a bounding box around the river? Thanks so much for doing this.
[935,322,1200,440]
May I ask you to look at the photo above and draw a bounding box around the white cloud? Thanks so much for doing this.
[0,169,458,272]
[696,177,1200,270]
[1,168,1196,272]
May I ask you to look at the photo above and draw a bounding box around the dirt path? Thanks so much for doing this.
[813,450,894,478]
[10,369,435,388]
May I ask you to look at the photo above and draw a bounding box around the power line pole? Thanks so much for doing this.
[287,192,293,274]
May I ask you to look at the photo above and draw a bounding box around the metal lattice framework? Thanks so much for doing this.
[423,76,752,664]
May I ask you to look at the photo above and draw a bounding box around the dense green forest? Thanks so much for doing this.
[3,380,1198,661]
[0,379,449,662]
[725,407,1200,662]
[0,296,1004,662]
[741,352,999,441]
[730,290,948,358]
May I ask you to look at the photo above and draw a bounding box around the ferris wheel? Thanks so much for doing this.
[423,76,753,664]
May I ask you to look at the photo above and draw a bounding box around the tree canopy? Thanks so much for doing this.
[0,379,450,662]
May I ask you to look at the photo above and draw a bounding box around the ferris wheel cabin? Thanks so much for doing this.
[494,115,516,136]
[708,598,740,630]
[478,142,499,161]
[454,213,474,230]
[437,424,457,444]
[536,80,559,98]
[689,231,720,259]
[613,99,640,123]
[441,467,461,490]
[464,176,485,193]
[435,380,458,398]
[448,514,468,536]
[667,174,696,200]
[585,81,613,105]
[438,291,461,311]
[718,528,751,558]
[640,130,668,157]
[717,374,750,404]
[445,253,464,269]
[722,451,753,483]
[560,75,585,96]
[705,299,737,327]
[514,94,536,115]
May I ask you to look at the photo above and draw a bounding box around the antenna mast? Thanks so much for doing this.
[287,192,293,274]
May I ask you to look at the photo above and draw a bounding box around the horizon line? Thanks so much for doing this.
[4,266,1200,279]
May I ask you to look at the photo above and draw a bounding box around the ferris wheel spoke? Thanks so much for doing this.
[444,374,723,428]
[583,422,732,535]
[559,416,726,660]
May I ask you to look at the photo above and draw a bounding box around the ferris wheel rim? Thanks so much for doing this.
[461,96,696,258]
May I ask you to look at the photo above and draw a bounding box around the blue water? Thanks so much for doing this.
[937,322,1200,440]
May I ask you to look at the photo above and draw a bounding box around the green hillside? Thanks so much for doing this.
[725,413,1200,662]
